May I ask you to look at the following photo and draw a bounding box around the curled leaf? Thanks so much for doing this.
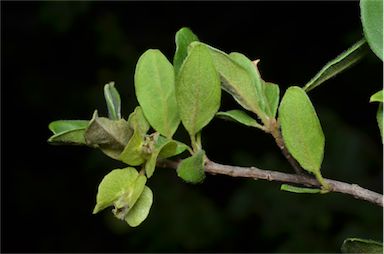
[280,184,322,194]
[104,81,121,120]
[174,27,199,75]
[216,110,263,129]
[48,120,89,145]
[370,90,383,103]
[125,186,153,227]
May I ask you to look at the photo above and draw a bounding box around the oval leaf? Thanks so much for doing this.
[135,49,180,138]
[173,27,199,75]
[279,86,326,185]
[341,238,383,253]
[93,167,139,214]
[176,43,221,136]
[49,120,89,134]
[177,149,205,183]
[216,110,263,129]
[263,81,280,118]
[360,0,383,60]
[370,90,383,103]
[125,186,153,227]
[104,81,121,120]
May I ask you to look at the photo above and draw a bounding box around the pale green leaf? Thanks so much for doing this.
[48,129,87,145]
[113,174,146,220]
[279,86,326,186]
[49,120,89,134]
[158,140,189,159]
[263,82,280,118]
[104,81,121,120]
[370,90,383,103]
[127,106,150,136]
[176,43,221,136]
[125,186,153,227]
[85,111,131,159]
[93,167,139,214]
[341,238,383,253]
[303,39,369,92]
[173,27,199,75]
[196,42,263,119]
[216,110,263,129]
[280,184,322,194]
[135,49,180,138]
[360,0,383,60]
[177,149,205,183]
[144,135,170,178]
[119,130,146,166]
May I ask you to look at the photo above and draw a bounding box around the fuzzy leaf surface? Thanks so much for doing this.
[177,149,205,183]
[173,27,199,75]
[125,186,153,227]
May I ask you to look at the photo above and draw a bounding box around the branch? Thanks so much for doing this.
[157,158,383,207]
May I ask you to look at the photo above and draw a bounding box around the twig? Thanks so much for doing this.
[156,159,383,207]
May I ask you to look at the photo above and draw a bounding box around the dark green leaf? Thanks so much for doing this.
[135,49,180,138]
[176,43,221,136]
[104,81,121,120]
[85,111,131,159]
[303,39,369,92]
[125,186,153,227]
[341,238,383,253]
[173,27,199,75]
[279,86,326,187]
[360,0,383,60]
[177,149,205,183]
[370,90,383,103]
[280,184,322,194]
[93,167,139,214]
[216,110,263,129]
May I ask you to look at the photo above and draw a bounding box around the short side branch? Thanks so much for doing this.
[157,159,383,207]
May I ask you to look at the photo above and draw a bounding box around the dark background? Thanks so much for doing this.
[2,1,383,252]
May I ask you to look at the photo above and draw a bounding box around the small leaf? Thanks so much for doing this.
[135,49,180,138]
[370,90,383,103]
[119,129,146,166]
[85,111,131,160]
[176,43,221,136]
[173,27,199,75]
[377,103,383,142]
[341,238,383,253]
[360,0,383,60]
[158,140,189,159]
[104,81,121,120]
[280,184,322,194]
[177,149,205,183]
[93,167,139,214]
[49,120,89,134]
[127,106,150,136]
[263,82,280,118]
[216,110,263,129]
[125,186,153,227]
[303,39,369,92]
[144,135,170,178]
[279,86,326,186]
[113,174,146,220]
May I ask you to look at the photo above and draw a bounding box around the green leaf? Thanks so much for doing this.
[127,106,150,136]
[93,167,139,214]
[48,120,89,145]
[263,82,280,118]
[177,149,205,183]
[341,238,383,253]
[370,90,383,103]
[196,43,264,120]
[176,43,221,136]
[104,81,121,120]
[377,103,383,142]
[216,110,263,129]
[125,186,153,227]
[360,0,383,60]
[113,174,147,220]
[135,49,180,138]
[119,129,146,166]
[280,184,322,194]
[173,27,199,75]
[85,111,131,160]
[279,86,326,187]
[158,140,189,159]
[303,39,369,92]
[144,135,170,178]
[49,120,89,134]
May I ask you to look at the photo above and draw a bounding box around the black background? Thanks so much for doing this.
[2,1,383,252]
